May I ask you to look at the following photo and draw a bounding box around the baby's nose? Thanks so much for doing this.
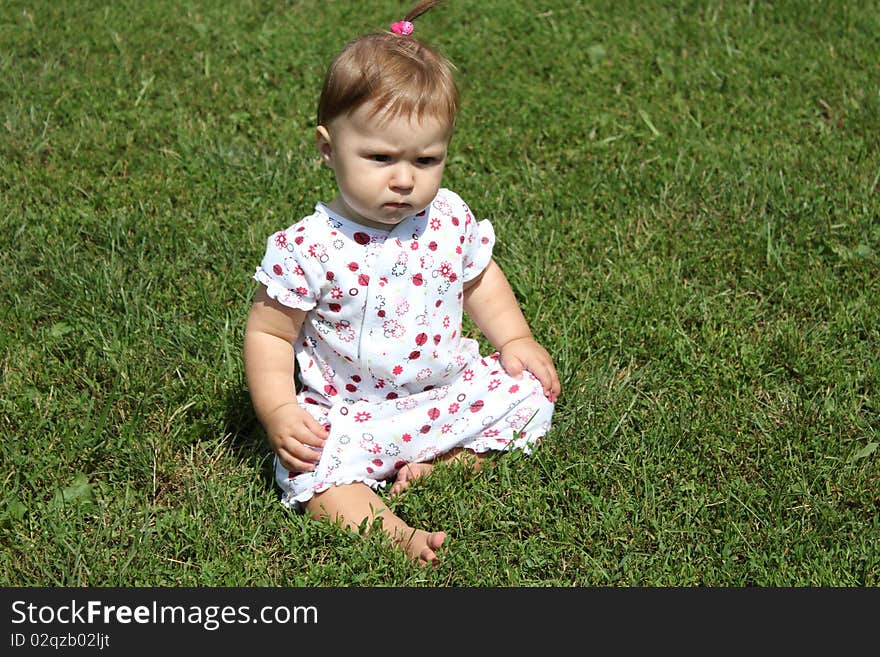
[390,164,414,189]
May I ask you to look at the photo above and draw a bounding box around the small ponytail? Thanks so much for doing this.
[405,0,445,23]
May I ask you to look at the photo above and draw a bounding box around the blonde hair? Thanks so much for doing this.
[316,1,458,130]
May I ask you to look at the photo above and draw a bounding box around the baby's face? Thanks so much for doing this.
[317,103,450,230]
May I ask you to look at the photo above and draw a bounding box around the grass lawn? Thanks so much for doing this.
[1,0,878,586]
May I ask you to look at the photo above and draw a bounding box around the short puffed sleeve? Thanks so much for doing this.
[458,198,496,282]
[252,227,321,311]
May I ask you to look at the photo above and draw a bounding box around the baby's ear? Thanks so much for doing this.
[316,126,333,165]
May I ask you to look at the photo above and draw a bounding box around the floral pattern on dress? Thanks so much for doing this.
[253,188,554,508]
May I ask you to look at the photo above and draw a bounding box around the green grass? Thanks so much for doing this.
[1,0,878,586]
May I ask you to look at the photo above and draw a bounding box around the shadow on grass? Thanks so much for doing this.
[222,384,277,489]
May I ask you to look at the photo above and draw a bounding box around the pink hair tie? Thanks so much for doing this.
[390,20,414,36]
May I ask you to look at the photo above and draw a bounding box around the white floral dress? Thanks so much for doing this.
[253,188,555,508]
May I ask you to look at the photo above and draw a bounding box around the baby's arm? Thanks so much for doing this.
[463,259,561,402]
[243,286,329,472]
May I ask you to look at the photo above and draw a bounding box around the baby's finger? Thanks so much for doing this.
[276,447,318,474]
[501,353,525,379]
[277,434,323,463]
[303,414,330,439]
[526,359,559,401]
[292,438,324,463]
[295,420,329,448]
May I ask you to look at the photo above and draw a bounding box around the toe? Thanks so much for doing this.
[419,547,438,564]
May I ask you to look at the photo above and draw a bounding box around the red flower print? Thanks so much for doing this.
[441,423,451,434]
[488,379,500,391]
[393,365,403,375]
[509,384,520,393]
[482,429,500,437]
[430,217,441,230]
[383,319,404,338]
[336,323,355,342]
[463,369,474,381]
[410,240,419,250]
[274,232,287,248]
[355,411,372,422]
[448,403,460,414]
[331,287,343,299]
[402,433,412,442]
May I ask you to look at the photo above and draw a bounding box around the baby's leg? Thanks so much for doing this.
[305,483,446,564]
[390,447,488,495]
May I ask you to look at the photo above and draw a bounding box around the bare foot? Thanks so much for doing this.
[391,449,488,496]
[305,482,448,564]
[390,462,435,495]
[392,527,447,564]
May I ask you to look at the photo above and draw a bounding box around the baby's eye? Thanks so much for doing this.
[416,157,439,166]
[369,154,391,163]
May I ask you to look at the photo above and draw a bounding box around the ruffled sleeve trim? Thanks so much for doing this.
[253,267,316,312]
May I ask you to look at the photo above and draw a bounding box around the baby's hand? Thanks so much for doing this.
[499,337,561,403]
[263,402,329,474]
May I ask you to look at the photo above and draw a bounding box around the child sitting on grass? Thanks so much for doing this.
[243,0,560,564]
